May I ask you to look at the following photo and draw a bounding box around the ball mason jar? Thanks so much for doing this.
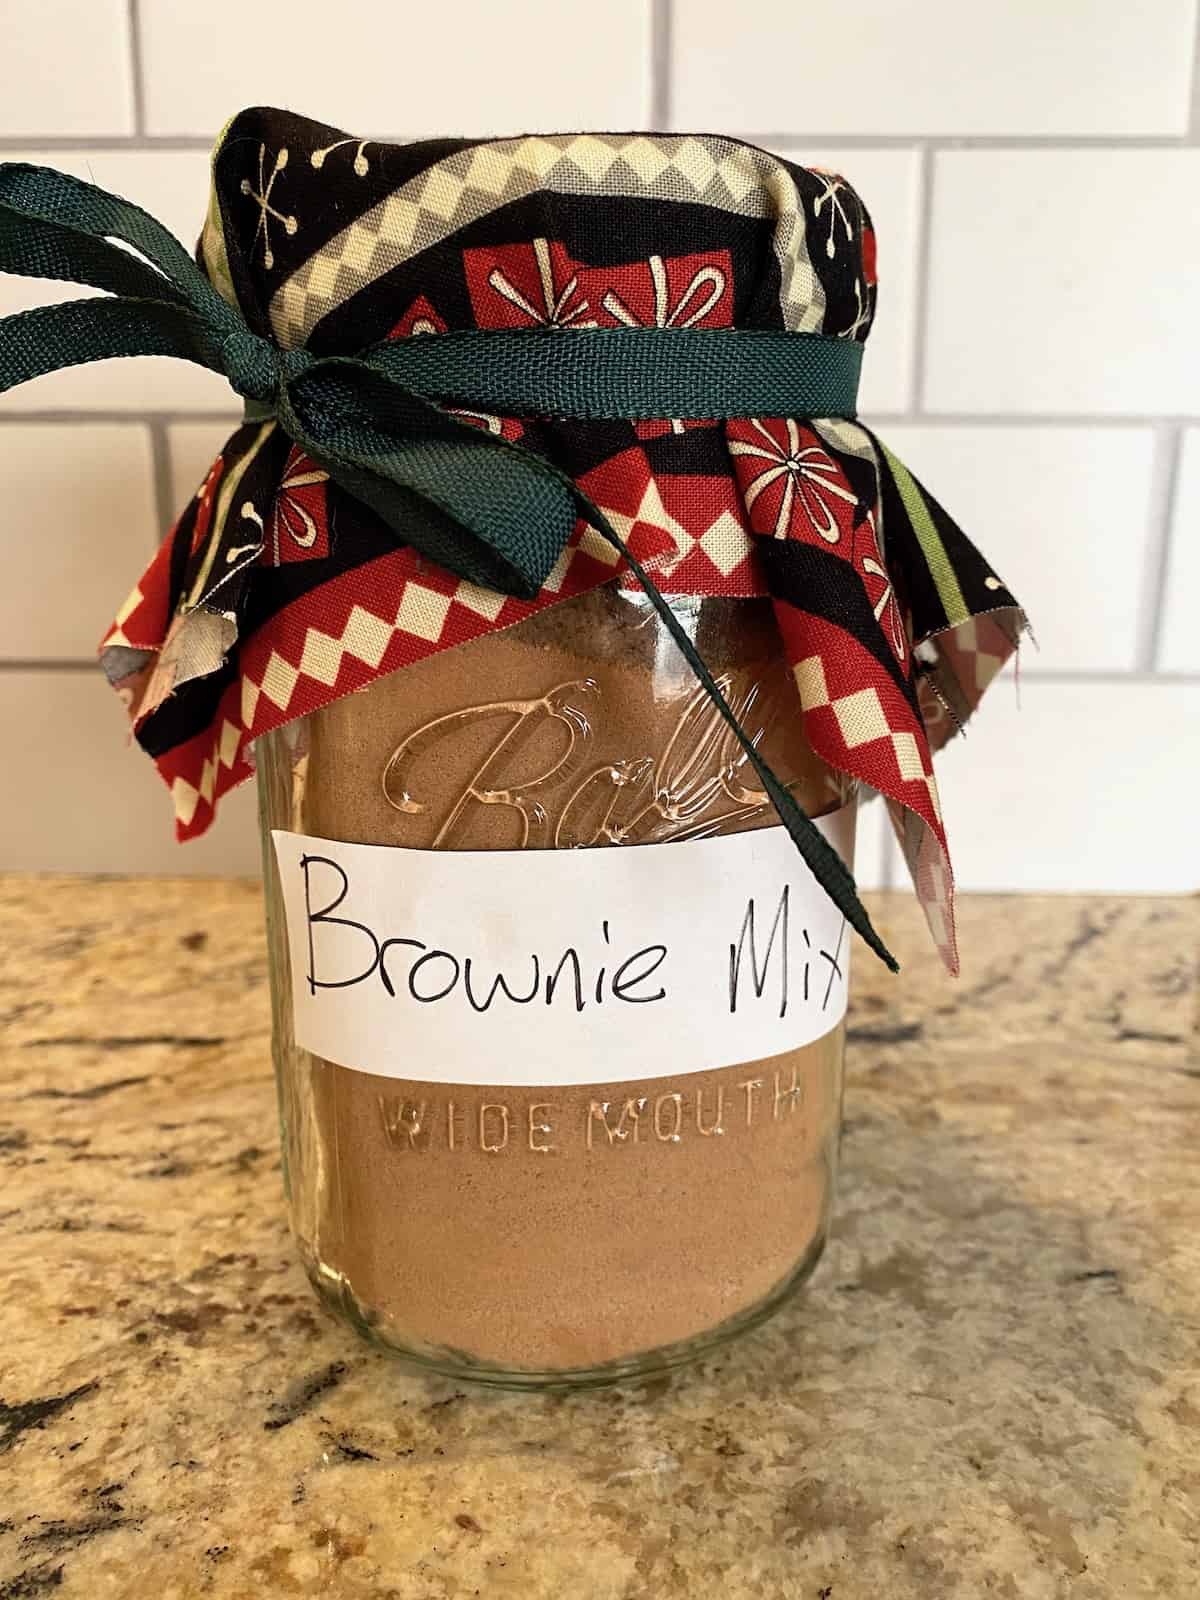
[256,585,857,1387]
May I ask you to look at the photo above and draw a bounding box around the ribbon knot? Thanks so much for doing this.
[0,158,898,973]
[222,330,311,408]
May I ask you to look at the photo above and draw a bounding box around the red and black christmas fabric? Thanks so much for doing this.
[101,107,1026,972]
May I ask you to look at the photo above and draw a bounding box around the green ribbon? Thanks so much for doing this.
[0,161,897,973]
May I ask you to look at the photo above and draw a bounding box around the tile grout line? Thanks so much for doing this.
[1138,423,1183,671]
[650,0,673,129]
[2,134,1200,155]
[906,143,935,415]
[0,135,209,151]
[878,802,898,892]
[2,46,1195,880]
[709,133,1199,151]
[997,669,1199,685]
[4,36,1196,706]
[0,412,241,425]
[0,660,106,672]
[125,0,148,140]
[147,417,176,548]
[873,412,1200,428]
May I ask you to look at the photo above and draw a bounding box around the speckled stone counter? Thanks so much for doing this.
[1,877,1196,1599]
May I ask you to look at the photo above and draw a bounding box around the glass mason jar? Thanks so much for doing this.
[256,586,856,1388]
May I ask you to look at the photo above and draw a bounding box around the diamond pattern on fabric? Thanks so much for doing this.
[98,108,1026,975]
[833,687,892,748]
[268,132,826,347]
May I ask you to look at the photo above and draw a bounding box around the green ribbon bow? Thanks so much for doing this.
[0,160,897,972]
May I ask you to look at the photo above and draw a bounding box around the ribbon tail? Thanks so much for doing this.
[0,297,228,393]
[277,361,578,597]
[583,502,900,974]
[0,162,226,315]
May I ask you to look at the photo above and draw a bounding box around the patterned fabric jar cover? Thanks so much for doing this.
[99,107,1026,973]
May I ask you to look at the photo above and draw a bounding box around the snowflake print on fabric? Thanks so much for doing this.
[807,168,876,340]
[598,251,733,332]
[812,171,855,261]
[90,110,1028,978]
[857,518,907,664]
[465,239,598,329]
[861,546,907,662]
[726,419,861,544]
[240,145,296,270]
[266,447,330,565]
[599,250,733,433]
[310,135,373,176]
[842,281,872,341]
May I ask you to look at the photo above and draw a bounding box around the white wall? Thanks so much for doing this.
[0,0,1196,891]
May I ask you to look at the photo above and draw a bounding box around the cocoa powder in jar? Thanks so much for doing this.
[276,587,853,1372]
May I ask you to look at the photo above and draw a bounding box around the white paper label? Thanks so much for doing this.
[271,804,854,1087]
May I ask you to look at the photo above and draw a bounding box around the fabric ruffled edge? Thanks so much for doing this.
[100,414,1025,976]
[718,415,1025,973]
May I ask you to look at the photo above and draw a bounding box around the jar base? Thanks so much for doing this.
[302,1226,829,1391]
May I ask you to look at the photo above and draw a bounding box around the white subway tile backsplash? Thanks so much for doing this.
[1159,428,1200,673]
[852,798,892,893]
[0,151,231,413]
[0,6,1195,890]
[168,419,241,513]
[140,0,651,139]
[671,0,1197,137]
[881,424,1157,672]
[924,151,1200,417]
[3,149,213,272]
[0,0,135,138]
[779,148,920,414]
[935,678,1200,893]
[0,672,263,874]
[0,424,157,660]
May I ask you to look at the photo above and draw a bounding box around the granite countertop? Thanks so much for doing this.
[0,877,1196,1599]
